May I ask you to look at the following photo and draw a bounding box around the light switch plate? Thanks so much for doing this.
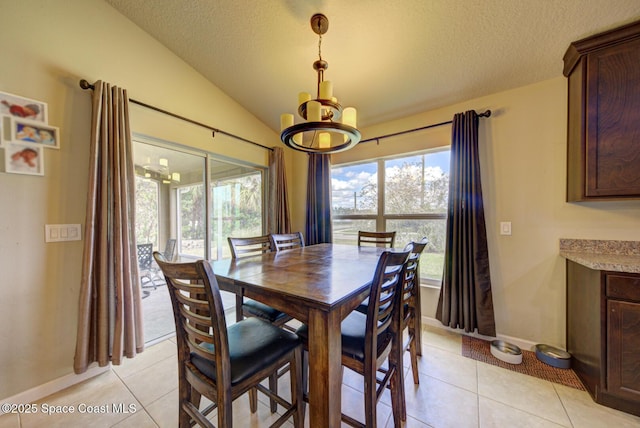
[45,224,82,242]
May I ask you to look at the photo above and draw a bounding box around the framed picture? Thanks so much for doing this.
[0,115,5,148]
[4,141,44,176]
[10,117,60,149]
[0,91,48,123]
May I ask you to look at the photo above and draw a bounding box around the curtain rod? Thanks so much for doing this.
[79,79,273,152]
[359,109,491,144]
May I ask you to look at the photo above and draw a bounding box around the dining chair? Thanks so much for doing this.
[228,235,295,412]
[296,246,412,427]
[269,232,305,252]
[401,237,429,385]
[227,236,293,327]
[357,231,396,248]
[153,252,304,428]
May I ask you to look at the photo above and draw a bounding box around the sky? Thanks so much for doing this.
[331,150,450,209]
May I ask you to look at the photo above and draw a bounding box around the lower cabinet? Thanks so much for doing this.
[567,262,640,416]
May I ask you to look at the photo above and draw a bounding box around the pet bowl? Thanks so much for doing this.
[490,340,523,364]
[535,344,571,369]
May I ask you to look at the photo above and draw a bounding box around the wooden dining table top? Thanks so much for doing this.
[211,243,388,318]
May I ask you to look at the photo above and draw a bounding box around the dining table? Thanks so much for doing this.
[210,243,390,427]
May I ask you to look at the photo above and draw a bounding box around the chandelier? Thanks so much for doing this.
[141,157,181,184]
[280,14,361,154]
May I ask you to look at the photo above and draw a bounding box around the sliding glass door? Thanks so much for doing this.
[132,137,266,343]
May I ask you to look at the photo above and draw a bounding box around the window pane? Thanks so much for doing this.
[387,218,446,282]
[384,151,449,215]
[210,160,264,260]
[135,176,159,248]
[178,184,206,259]
[331,162,378,215]
[332,219,377,245]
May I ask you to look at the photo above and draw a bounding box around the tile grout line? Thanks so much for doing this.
[110,368,161,427]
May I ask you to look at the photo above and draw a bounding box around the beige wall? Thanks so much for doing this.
[0,0,283,399]
[2,0,640,401]
[330,77,640,348]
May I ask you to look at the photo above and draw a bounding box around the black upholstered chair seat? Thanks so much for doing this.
[193,317,300,386]
[242,299,290,324]
[296,311,391,363]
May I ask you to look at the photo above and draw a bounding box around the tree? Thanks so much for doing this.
[135,177,158,246]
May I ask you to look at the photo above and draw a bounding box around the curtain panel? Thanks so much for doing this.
[74,81,144,374]
[268,147,292,234]
[305,153,332,245]
[436,110,496,336]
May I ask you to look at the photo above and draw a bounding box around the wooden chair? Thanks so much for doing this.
[357,231,396,248]
[228,235,295,412]
[153,252,304,428]
[401,237,429,385]
[227,235,271,259]
[227,236,293,327]
[269,232,305,252]
[297,247,411,427]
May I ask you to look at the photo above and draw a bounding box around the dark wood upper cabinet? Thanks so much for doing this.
[564,20,640,201]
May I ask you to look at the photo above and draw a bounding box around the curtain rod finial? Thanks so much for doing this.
[79,79,94,90]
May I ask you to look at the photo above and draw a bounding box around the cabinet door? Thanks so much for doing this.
[586,38,640,197]
[607,299,640,400]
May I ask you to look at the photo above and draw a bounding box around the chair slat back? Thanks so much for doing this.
[137,243,153,269]
[270,232,305,252]
[365,246,412,353]
[228,235,272,259]
[358,231,396,248]
[402,237,429,322]
[153,252,230,382]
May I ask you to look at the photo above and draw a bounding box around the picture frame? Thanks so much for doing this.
[4,141,44,176]
[0,91,48,123]
[10,117,60,149]
[0,115,5,148]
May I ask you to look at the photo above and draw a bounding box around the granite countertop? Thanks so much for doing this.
[560,239,640,273]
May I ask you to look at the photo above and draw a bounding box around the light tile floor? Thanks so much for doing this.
[2,325,640,428]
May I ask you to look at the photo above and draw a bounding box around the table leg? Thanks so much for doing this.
[307,308,342,427]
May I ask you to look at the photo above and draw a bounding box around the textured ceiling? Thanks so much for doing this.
[104,0,640,132]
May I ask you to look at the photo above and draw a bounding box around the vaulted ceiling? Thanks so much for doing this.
[105,0,640,132]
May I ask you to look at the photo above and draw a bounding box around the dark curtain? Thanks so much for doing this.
[436,110,496,336]
[268,147,291,234]
[305,153,332,245]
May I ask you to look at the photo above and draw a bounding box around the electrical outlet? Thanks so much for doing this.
[500,221,512,236]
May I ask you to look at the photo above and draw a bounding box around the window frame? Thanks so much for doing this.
[332,149,449,287]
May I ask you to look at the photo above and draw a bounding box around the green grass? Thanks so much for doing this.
[421,252,444,282]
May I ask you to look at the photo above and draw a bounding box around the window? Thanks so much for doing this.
[209,161,264,260]
[135,176,159,249]
[332,150,449,284]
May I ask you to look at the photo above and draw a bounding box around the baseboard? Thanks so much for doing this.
[1,364,110,405]
[422,316,539,352]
